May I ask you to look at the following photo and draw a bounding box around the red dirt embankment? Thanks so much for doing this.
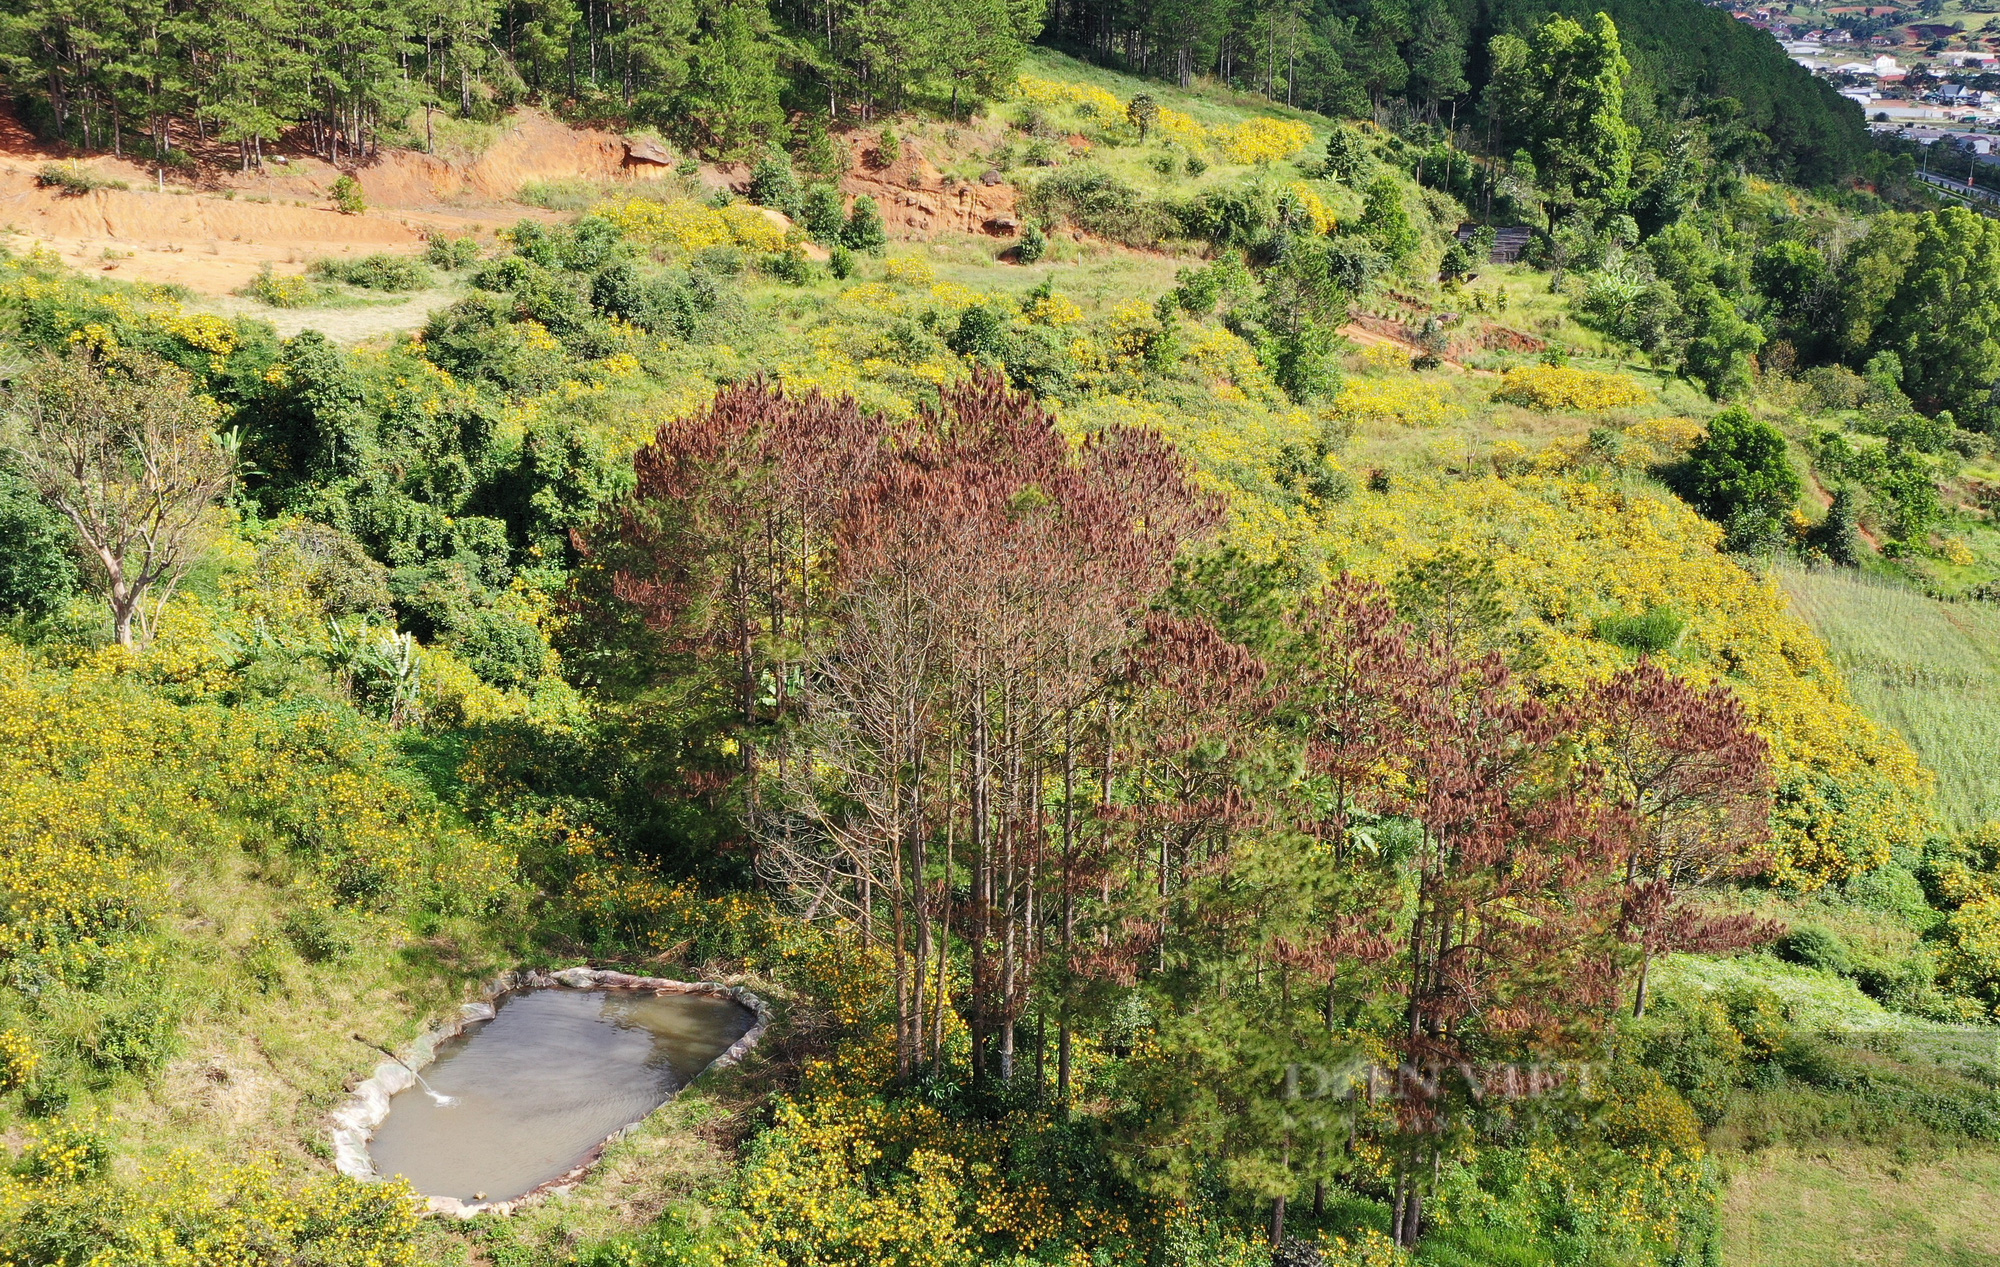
[0,109,638,294]
[0,107,1026,297]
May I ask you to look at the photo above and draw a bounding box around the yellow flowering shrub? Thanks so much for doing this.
[884,256,939,286]
[1026,292,1084,326]
[1359,342,1412,373]
[0,1149,425,1267]
[1155,107,1213,150]
[1494,363,1650,411]
[1012,75,1125,120]
[1222,118,1314,165]
[719,202,792,252]
[1284,181,1335,234]
[1333,377,1453,428]
[592,197,789,252]
[0,1029,36,1091]
[1184,327,1283,404]
[0,259,255,385]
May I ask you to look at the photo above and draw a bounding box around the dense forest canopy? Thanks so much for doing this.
[1042,0,1867,184]
[0,0,1863,181]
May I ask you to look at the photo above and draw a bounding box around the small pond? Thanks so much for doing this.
[366,988,754,1203]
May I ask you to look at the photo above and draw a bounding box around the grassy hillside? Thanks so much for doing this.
[0,38,1992,1267]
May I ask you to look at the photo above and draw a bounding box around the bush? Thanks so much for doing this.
[243,266,330,308]
[423,234,482,270]
[1676,406,1802,541]
[1025,166,1172,246]
[827,245,855,279]
[760,248,816,286]
[0,463,80,618]
[280,902,352,963]
[329,174,366,214]
[1015,222,1047,264]
[309,253,434,291]
[875,124,901,166]
[1776,925,1852,975]
[35,161,105,195]
[799,184,846,242]
[947,305,1010,362]
[842,196,887,252]
[748,152,800,215]
[1492,363,1649,411]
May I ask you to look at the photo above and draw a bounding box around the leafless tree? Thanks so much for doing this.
[5,348,235,647]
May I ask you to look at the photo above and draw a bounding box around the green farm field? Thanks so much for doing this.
[1780,566,2000,830]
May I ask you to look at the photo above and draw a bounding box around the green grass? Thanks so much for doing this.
[1653,951,1932,1031]
[1721,1144,2000,1267]
[988,48,1336,204]
[1777,565,2000,830]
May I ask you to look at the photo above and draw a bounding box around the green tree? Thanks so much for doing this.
[0,460,80,618]
[1486,11,1638,228]
[1323,126,1368,183]
[1839,207,2000,424]
[1126,92,1159,139]
[672,0,783,158]
[1678,406,1800,548]
[3,349,235,646]
[1677,283,1765,400]
[1357,176,1417,266]
[842,195,887,251]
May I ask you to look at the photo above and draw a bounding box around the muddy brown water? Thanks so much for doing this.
[366,988,753,1203]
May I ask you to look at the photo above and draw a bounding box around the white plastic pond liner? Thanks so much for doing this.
[328,968,771,1216]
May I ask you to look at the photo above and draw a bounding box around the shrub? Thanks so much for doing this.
[1222,117,1313,165]
[423,234,481,270]
[1492,363,1650,411]
[329,174,366,214]
[35,161,104,195]
[799,184,846,242]
[242,266,326,308]
[947,304,1010,362]
[309,253,434,291]
[1776,925,1852,975]
[0,463,80,618]
[1015,221,1047,264]
[591,196,786,253]
[1675,406,1802,543]
[748,152,800,215]
[1595,604,1685,654]
[875,124,901,167]
[280,902,352,964]
[1024,166,1168,246]
[827,245,856,279]
[883,255,936,285]
[1126,94,1160,140]
[1324,127,1369,182]
[761,248,816,286]
[842,196,888,252]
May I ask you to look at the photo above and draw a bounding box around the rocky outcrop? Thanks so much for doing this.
[328,967,771,1218]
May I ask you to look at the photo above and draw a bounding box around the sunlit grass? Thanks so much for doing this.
[1778,565,2000,830]
[1721,1144,2000,1267]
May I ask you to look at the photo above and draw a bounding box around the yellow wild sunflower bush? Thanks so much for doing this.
[1493,363,1650,412]
[0,1123,423,1267]
[1221,117,1315,165]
